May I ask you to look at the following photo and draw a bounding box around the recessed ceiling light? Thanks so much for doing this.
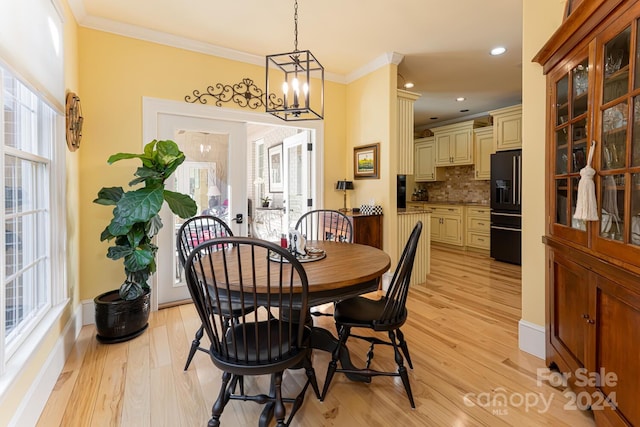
[456,97,466,102]
[460,109,469,113]
[404,82,415,89]
[491,46,507,56]
[430,117,439,120]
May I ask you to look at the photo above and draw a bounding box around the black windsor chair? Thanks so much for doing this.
[294,209,353,243]
[184,236,321,427]
[176,215,254,371]
[320,221,423,408]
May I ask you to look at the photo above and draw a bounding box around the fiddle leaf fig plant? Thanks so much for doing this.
[94,139,198,300]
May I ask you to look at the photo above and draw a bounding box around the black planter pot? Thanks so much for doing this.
[94,289,150,343]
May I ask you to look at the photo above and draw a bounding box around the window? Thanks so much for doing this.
[1,64,63,365]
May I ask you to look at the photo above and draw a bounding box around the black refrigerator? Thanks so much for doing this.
[490,149,522,265]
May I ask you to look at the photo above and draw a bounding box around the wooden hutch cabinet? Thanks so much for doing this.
[534,1,640,425]
[348,213,383,249]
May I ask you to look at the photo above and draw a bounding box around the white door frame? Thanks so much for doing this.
[142,97,325,310]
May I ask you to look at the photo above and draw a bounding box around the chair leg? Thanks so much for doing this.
[184,324,205,371]
[304,352,321,399]
[321,324,350,401]
[273,372,287,427]
[209,371,233,427]
[396,328,413,369]
[389,330,415,408]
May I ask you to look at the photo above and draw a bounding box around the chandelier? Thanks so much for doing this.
[266,0,324,121]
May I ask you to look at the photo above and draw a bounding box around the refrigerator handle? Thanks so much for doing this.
[517,154,522,206]
[512,156,516,204]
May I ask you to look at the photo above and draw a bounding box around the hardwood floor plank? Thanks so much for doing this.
[36,326,94,427]
[38,246,597,427]
[91,343,128,426]
[121,330,150,426]
[58,330,108,427]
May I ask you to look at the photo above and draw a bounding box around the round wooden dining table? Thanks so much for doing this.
[203,240,391,306]
[289,240,391,305]
[200,239,391,426]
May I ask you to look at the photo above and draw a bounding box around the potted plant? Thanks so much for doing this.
[261,196,271,207]
[93,139,197,343]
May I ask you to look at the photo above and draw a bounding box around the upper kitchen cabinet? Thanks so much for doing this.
[535,2,640,426]
[473,126,494,180]
[432,119,487,166]
[397,89,421,175]
[490,104,522,151]
[414,137,444,182]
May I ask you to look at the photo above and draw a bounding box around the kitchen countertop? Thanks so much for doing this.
[397,208,432,215]
[406,201,489,207]
[399,201,490,214]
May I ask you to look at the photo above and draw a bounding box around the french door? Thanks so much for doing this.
[143,98,324,308]
[151,113,247,305]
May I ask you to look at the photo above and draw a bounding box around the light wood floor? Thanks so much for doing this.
[38,245,596,426]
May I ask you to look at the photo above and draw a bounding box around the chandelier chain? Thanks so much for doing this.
[293,0,299,52]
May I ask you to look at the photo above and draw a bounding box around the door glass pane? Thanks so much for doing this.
[603,26,630,104]
[556,128,569,174]
[601,174,624,241]
[631,173,640,246]
[602,102,628,170]
[572,60,589,117]
[556,179,569,226]
[633,96,640,167]
[173,131,229,282]
[570,177,586,230]
[572,118,588,173]
[285,143,304,229]
[635,19,640,89]
[556,75,569,126]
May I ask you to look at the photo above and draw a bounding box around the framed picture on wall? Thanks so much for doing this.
[268,143,283,192]
[353,143,380,179]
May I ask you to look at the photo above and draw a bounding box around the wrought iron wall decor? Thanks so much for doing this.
[185,78,283,110]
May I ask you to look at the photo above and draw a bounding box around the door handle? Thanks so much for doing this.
[231,213,243,224]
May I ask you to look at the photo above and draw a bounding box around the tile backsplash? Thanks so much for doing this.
[411,165,490,203]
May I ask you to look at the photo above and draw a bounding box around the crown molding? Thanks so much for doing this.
[66,5,347,84]
[65,4,402,86]
[345,52,404,84]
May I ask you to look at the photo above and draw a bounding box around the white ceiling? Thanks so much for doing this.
[70,0,524,129]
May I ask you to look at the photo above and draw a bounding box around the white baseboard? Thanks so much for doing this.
[9,303,83,427]
[82,298,95,325]
[518,319,545,360]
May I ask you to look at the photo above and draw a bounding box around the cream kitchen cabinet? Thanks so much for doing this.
[432,119,488,166]
[473,126,494,180]
[425,204,463,246]
[414,137,444,182]
[490,104,522,151]
[405,202,427,211]
[465,206,490,250]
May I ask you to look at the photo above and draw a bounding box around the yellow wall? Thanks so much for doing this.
[521,0,565,326]
[77,28,348,300]
[346,65,398,261]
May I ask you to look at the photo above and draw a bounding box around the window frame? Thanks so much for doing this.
[0,63,67,376]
